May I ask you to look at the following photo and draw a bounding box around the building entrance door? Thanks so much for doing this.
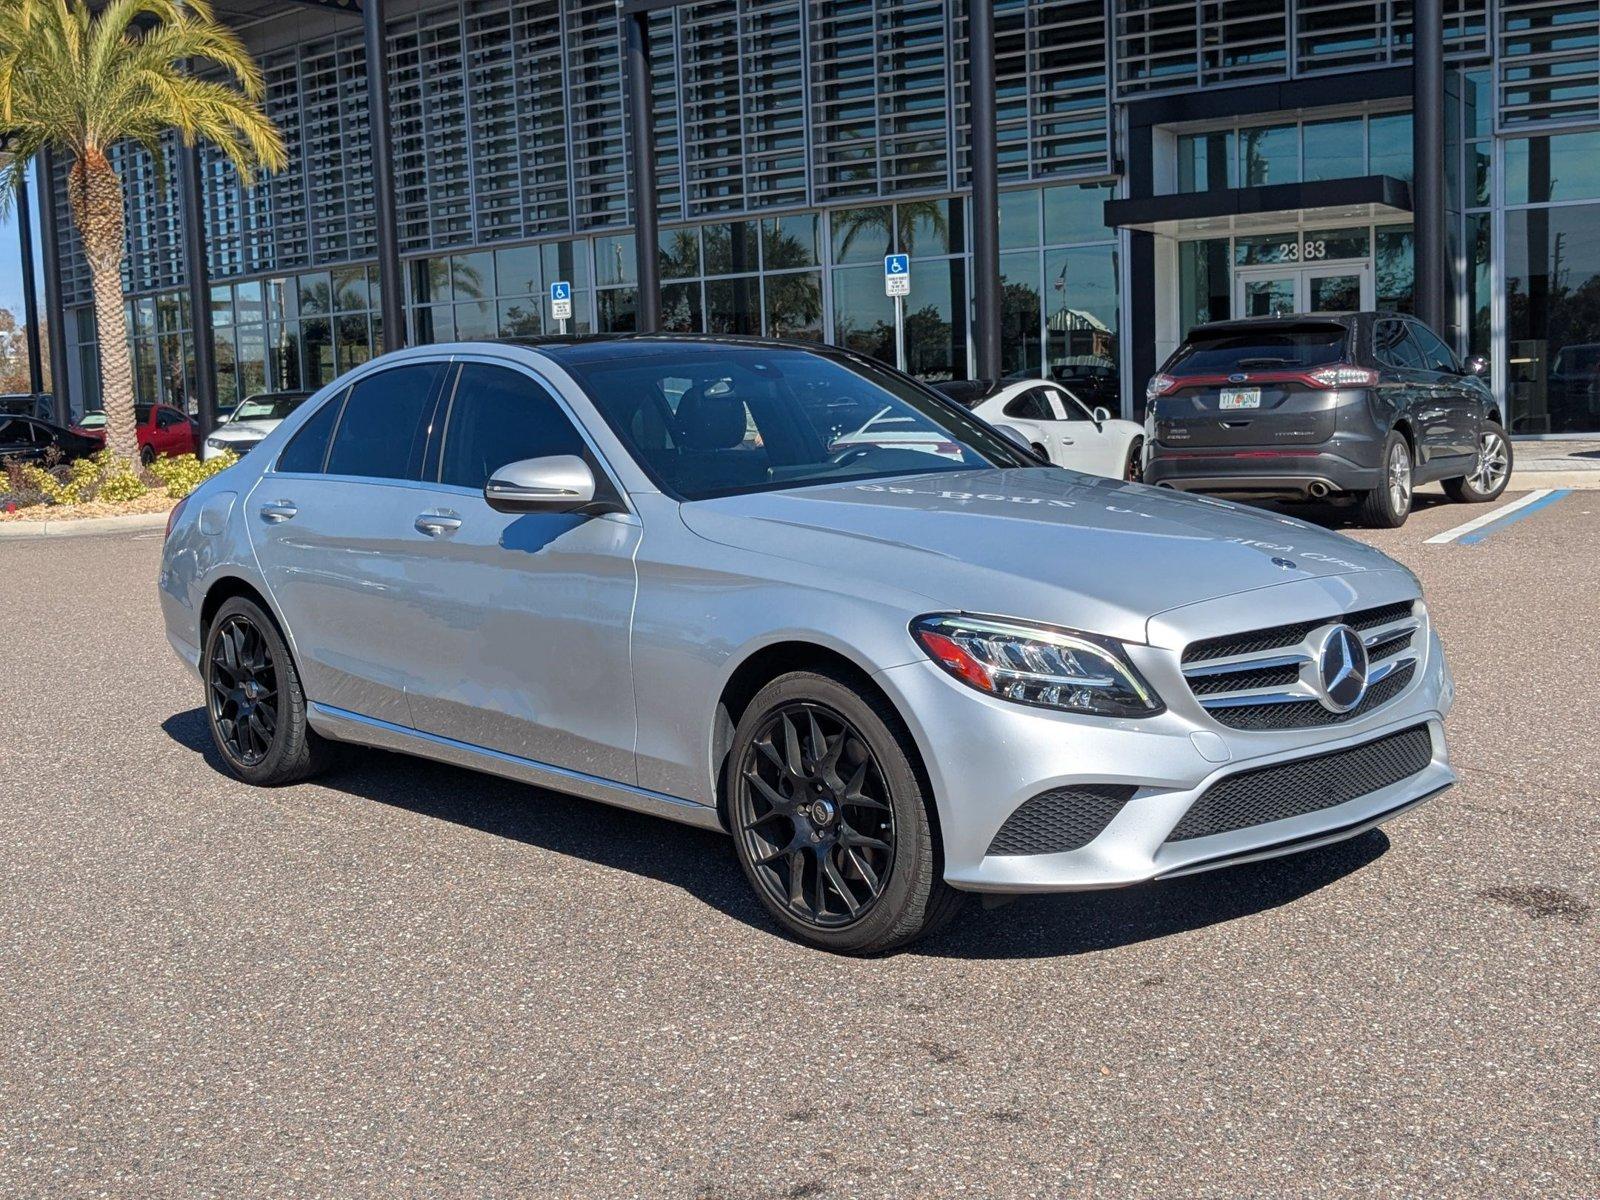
[1234,261,1373,317]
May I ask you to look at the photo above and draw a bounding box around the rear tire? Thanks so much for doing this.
[727,669,964,955]
[1355,432,1413,528]
[139,444,155,467]
[1442,421,1512,503]
[203,596,330,786]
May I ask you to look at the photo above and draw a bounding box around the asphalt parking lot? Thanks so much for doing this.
[1,490,1596,1198]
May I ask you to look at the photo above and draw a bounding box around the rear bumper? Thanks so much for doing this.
[1144,447,1382,498]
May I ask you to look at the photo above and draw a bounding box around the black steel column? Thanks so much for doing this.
[624,8,660,332]
[37,146,70,423]
[179,140,219,436]
[14,168,45,397]
[968,0,1001,380]
[364,0,406,350]
[1412,0,1446,330]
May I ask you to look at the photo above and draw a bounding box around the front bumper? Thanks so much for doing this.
[874,581,1454,893]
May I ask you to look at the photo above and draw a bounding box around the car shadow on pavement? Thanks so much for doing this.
[163,707,1390,959]
[911,831,1389,960]
[1259,494,1454,530]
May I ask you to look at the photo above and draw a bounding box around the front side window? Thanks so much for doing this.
[1407,322,1459,374]
[324,363,448,481]
[559,344,1031,501]
[1051,387,1094,421]
[439,364,587,490]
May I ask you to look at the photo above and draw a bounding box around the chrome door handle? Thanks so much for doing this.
[414,512,463,538]
[259,500,298,523]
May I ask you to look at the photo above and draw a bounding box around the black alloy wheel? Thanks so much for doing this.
[208,613,279,767]
[1125,436,1145,483]
[735,702,896,929]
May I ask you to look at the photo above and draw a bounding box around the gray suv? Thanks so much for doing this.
[160,337,1455,953]
[1144,313,1512,527]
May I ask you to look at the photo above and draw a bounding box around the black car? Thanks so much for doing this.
[1143,312,1511,527]
[0,414,102,465]
[0,393,54,421]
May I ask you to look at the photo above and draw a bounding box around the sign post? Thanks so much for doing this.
[549,280,573,335]
[884,254,910,372]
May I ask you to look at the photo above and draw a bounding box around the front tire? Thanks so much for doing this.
[1355,431,1413,528]
[139,444,156,467]
[1442,421,1512,503]
[728,670,963,954]
[204,596,329,786]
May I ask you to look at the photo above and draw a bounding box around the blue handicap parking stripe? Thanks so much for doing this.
[1457,488,1570,545]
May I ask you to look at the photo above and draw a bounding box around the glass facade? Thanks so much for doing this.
[39,0,1600,434]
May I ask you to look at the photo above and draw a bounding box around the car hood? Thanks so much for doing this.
[679,467,1411,645]
[210,419,280,440]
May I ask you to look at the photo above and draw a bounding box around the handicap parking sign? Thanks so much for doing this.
[884,254,910,297]
[549,280,572,321]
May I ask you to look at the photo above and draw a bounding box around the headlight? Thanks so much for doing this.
[911,614,1162,718]
[206,436,227,449]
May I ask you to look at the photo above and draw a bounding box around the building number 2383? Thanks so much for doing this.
[1277,238,1330,262]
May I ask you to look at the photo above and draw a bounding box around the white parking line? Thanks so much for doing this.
[1423,489,1557,544]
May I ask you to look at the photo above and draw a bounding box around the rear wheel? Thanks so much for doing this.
[1442,422,1512,503]
[204,596,329,786]
[1124,436,1144,483]
[728,670,962,954]
[1355,432,1413,528]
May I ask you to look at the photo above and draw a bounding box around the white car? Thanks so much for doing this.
[201,391,312,460]
[945,379,1145,481]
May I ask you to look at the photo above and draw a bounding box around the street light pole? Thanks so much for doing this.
[1412,0,1446,331]
[364,0,407,351]
[13,166,46,398]
[624,7,661,332]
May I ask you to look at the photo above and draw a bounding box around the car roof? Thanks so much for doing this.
[1187,311,1418,337]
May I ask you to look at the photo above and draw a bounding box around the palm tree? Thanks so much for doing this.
[0,0,285,461]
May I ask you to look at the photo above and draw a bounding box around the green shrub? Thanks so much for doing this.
[147,451,238,499]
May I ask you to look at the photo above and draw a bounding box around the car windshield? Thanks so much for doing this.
[230,394,307,423]
[558,343,1032,500]
[1169,326,1348,374]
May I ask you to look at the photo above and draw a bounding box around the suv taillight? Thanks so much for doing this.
[1145,373,1179,401]
[165,495,189,541]
[1305,365,1379,388]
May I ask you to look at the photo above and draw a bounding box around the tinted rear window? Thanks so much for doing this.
[1169,326,1348,374]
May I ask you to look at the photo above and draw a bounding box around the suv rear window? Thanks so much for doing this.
[1168,325,1348,375]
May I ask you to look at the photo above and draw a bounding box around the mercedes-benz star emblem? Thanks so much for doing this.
[1314,624,1369,713]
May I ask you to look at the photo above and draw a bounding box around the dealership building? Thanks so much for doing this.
[14,0,1600,436]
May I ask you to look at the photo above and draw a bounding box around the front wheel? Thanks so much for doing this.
[1443,422,1512,503]
[1354,432,1414,528]
[139,444,156,467]
[728,670,963,954]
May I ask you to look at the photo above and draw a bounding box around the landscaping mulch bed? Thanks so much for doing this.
[0,492,175,523]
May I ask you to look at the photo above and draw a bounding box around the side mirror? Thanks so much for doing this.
[1467,355,1489,377]
[1092,406,1112,426]
[484,454,598,514]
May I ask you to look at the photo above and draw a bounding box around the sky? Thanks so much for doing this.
[0,160,47,326]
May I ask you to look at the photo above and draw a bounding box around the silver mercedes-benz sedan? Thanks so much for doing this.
[159,337,1455,953]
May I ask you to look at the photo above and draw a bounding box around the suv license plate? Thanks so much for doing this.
[1219,388,1261,410]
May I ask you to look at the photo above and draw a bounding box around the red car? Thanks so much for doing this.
[75,404,199,463]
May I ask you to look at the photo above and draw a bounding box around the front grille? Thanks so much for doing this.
[1182,601,1415,665]
[1167,724,1433,842]
[1181,600,1419,731]
[1209,661,1415,730]
[987,784,1137,857]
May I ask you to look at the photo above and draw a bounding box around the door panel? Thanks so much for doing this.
[249,361,452,726]
[393,497,641,781]
[398,361,640,783]
[251,476,442,727]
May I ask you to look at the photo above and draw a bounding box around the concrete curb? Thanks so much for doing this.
[0,511,171,539]
[1507,469,1600,490]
